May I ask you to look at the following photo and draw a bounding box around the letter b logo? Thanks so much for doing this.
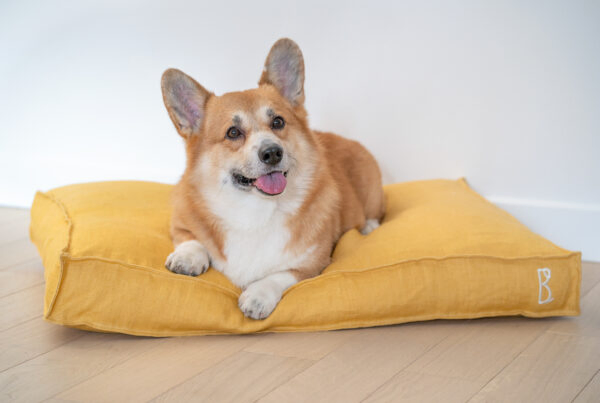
[537,268,554,305]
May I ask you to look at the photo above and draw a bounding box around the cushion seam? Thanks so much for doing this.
[285,252,581,295]
[46,307,580,337]
[34,191,73,319]
[61,251,580,298]
[66,255,241,298]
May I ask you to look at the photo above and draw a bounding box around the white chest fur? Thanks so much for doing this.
[204,186,311,289]
[213,210,292,288]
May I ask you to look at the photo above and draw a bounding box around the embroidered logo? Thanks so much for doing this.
[537,268,554,304]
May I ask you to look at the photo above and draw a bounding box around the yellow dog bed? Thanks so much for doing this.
[30,179,580,336]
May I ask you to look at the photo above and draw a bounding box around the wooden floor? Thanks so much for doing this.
[1,207,599,403]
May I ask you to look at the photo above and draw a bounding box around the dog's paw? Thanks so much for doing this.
[360,218,380,235]
[238,283,280,320]
[165,240,209,276]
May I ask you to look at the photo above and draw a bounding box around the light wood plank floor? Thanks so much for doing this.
[1,207,599,402]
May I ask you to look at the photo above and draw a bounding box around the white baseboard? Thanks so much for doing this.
[488,196,600,262]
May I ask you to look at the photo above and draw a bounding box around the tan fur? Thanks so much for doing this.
[285,131,385,280]
[162,38,385,317]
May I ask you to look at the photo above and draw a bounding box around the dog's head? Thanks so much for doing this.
[161,39,317,205]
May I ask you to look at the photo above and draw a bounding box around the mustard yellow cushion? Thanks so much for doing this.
[29,179,581,336]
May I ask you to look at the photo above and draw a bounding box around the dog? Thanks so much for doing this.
[161,38,385,319]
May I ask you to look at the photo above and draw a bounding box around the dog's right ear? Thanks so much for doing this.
[259,38,305,107]
[161,68,211,138]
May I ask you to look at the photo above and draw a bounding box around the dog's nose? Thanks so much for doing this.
[259,144,284,165]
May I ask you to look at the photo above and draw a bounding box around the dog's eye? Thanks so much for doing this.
[271,116,285,130]
[226,126,242,139]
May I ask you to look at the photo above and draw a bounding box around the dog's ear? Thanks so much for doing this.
[259,38,305,106]
[161,68,211,137]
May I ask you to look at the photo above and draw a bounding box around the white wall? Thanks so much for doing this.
[1,0,598,260]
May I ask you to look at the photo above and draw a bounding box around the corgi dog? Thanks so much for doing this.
[161,38,384,319]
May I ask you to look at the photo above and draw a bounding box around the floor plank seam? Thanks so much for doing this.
[41,337,170,402]
[0,257,43,272]
[248,353,321,403]
[147,345,257,401]
[570,368,599,403]
[0,281,46,299]
[581,262,600,297]
[0,315,43,338]
[545,329,600,338]
[247,331,365,402]
[0,257,41,272]
[239,348,319,363]
[582,277,600,300]
[358,330,454,403]
[465,326,552,402]
[0,313,45,336]
[0,331,87,375]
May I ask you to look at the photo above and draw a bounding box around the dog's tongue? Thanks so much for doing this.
[254,172,287,195]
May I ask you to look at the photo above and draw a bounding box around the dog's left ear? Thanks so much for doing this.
[259,38,305,106]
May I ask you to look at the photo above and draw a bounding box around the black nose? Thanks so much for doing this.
[259,144,283,165]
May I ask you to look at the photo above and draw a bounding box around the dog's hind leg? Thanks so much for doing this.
[360,218,380,235]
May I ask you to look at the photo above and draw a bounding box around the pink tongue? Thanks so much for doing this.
[254,172,287,195]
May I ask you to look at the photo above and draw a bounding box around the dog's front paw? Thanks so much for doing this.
[238,282,280,320]
[165,240,209,276]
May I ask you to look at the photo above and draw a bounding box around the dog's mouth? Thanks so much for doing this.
[232,171,288,196]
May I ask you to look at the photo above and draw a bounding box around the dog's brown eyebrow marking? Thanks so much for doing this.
[232,115,242,127]
[266,108,275,118]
